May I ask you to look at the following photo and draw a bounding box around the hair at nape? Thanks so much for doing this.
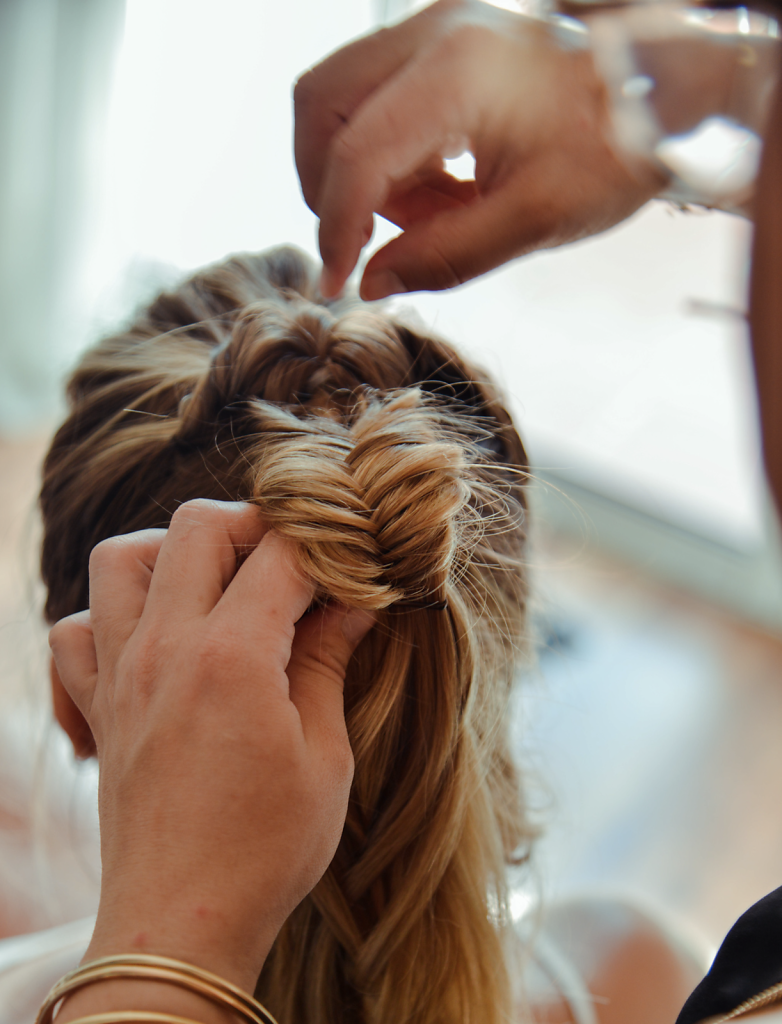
[40,245,536,1024]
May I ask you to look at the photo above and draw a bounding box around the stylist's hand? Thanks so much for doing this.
[295,0,665,300]
[48,500,373,1002]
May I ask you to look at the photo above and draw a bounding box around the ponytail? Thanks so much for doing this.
[40,245,535,1024]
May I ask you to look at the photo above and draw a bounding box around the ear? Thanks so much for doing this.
[50,656,97,759]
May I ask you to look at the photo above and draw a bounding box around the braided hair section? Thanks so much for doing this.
[40,246,534,1024]
[245,390,472,609]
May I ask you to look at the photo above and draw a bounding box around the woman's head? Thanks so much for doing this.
[40,246,533,1024]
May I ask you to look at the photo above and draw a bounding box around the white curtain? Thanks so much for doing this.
[0,0,126,432]
[0,0,385,433]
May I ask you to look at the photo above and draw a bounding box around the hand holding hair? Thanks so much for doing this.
[48,500,373,1023]
[39,247,532,1024]
[294,0,664,300]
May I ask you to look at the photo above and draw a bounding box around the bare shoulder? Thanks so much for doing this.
[520,894,711,1024]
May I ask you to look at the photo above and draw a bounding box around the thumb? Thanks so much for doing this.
[49,609,99,721]
[359,176,552,298]
[288,604,375,737]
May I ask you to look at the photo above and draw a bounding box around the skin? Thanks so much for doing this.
[294,0,665,300]
[48,499,374,1023]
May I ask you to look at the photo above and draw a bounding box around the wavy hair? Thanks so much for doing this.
[40,246,534,1024]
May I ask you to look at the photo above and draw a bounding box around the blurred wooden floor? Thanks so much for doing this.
[524,534,782,948]
[2,433,782,951]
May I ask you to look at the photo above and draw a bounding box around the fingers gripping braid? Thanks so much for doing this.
[248,390,473,611]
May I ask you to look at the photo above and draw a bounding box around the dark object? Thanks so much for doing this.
[677,886,782,1024]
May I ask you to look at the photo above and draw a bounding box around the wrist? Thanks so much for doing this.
[85,896,276,996]
[53,978,237,1024]
[580,3,781,211]
[43,953,280,1024]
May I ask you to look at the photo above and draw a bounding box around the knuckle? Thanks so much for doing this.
[88,532,159,588]
[49,611,91,648]
[170,497,225,526]
[169,498,251,543]
[129,630,164,671]
[426,242,467,290]
[197,632,233,671]
[48,616,74,651]
[88,536,125,575]
[195,624,251,678]
[435,23,500,97]
[438,22,483,64]
[125,632,169,696]
[329,125,371,173]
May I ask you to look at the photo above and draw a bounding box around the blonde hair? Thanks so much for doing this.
[40,246,535,1024]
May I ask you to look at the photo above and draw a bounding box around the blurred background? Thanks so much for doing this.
[2,0,782,964]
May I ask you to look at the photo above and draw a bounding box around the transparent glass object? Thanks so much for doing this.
[587,4,780,210]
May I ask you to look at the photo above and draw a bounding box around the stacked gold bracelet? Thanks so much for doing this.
[40,1015,203,1024]
[35,954,279,1024]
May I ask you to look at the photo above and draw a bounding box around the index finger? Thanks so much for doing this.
[293,0,458,213]
[212,531,316,672]
[142,500,268,624]
[317,41,473,297]
[88,528,167,668]
[294,33,405,213]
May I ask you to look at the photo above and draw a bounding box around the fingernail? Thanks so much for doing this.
[341,608,376,648]
[360,270,407,302]
[319,265,342,298]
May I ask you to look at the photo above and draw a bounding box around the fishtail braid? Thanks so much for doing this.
[40,246,536,1024]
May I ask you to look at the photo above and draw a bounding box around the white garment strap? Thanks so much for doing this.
[531,931,600,1024]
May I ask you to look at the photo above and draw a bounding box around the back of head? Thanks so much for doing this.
[40,246,534,1024]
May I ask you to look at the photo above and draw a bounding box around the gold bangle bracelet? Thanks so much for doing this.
[53,1014,204,1024]
[36,954,279,1024]
[38,963,268,1024]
